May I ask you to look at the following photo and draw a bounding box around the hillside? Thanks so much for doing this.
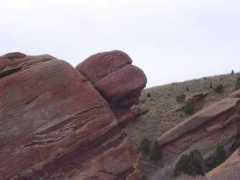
[125,72,240,179]
[0,51,147,180]
[126,72,240,146]
[2,51,240,180]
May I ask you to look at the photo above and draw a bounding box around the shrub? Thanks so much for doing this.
[139,138,151,156]
[174,150,206,177]
[149,141,162,161]
[205,144,227,171]
[147,93,151,98]
[214,84,224,94]
[215,144,227,164]
[182,103,195,115]
[176,94,186,103]
[235,77,240,90]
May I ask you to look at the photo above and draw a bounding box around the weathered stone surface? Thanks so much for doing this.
[76,50,132,83]
[157,96,240,169]
[208,149,240,179]
[2,52,26,59]
[230,89,240,98]
[77,50,147,119]
[0,51,146,180]
[148,89,240,179]
[0,53,56,79]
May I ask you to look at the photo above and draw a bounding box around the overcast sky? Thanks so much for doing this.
[1,0,240,87]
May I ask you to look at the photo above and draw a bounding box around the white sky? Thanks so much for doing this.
[1,0,240,87]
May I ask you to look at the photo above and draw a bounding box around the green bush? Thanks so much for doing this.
[176,94,186,103]
[174,150,206,177]
[214,84,224,93]
[205,144,227,171]
[182,103,195,115]
[139,138,151,156]
[149,141,162,161]
[215,144,227,164]
[235,77,240,90]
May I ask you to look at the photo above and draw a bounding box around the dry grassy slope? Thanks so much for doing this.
[126,72,240,146]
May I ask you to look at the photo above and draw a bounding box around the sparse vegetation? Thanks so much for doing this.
[214,84,224,93]
[149,141,162,161]
[214,144,227,165]
[147,93,151,98]
[127,73,237,149]
[205,144,227,171]
[126,73,240,180]
[139,138,151,156]
[176,94,186,103]
[139,139,162,161]
[174,150,206,177]
[182,102,195,115]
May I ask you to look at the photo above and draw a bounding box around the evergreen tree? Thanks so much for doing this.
[149,141,162,161]
[174,150,206,177]
[139,138,151,156]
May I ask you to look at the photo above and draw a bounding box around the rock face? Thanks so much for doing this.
[0,51,147,180]
[157,94,240,169]
[208,149,240,179]
[77,50,147,119]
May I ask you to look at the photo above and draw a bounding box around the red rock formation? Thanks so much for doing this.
[77,50,147,119]
[208,149,240,178]
[157,95,240,170]
[0,51,146,180]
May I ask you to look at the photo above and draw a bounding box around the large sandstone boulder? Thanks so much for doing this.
[0,51,147,180]
[77,50,147,119]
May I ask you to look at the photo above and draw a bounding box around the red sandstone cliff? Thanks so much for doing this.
[0,51,147,180]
